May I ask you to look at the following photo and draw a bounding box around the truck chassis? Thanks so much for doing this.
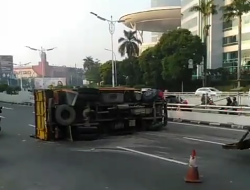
[32,88,167,141]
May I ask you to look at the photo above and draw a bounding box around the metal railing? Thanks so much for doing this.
[167,103,250,114]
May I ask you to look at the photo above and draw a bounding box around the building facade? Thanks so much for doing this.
[151,0,181,42]
[181,0,250,73]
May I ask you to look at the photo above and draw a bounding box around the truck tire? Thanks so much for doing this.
[55,104,76,126]
[142,89,158,102]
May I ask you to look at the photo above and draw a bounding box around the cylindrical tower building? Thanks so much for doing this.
[151,0,181,42]
[151,0,180,7]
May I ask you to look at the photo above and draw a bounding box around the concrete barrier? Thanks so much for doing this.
[178,96,250,105]
[0,91,34,105]
[167,103,250,129]
[164,92,250,106]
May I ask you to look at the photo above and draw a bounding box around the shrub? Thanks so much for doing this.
[0,84,8,92]
[6,86,19,95]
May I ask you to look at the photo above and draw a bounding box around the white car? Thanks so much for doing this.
[195,87,222,96]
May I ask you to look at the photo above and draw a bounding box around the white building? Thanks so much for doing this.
[181,0,250,73]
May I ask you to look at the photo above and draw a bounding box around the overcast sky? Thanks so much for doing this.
[0,0,152,68]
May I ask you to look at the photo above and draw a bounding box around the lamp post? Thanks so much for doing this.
[104,48,117,86]
[90,12,125,87]
[25,46,56,88]
[13,62,31,90]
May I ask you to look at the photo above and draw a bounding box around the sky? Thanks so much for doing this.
[0,0,152,68]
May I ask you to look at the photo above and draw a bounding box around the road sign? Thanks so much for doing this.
[188,59,194,69]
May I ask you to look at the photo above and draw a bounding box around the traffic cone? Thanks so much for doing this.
[184,150,202,183]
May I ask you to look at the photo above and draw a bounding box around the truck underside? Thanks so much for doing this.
[32,87,168,141]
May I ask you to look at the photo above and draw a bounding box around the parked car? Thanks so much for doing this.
[195,87,222,97]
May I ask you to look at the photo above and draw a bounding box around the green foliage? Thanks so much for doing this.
[159,29,203,82]
[5,86,21,95]
[118,30,142,58]
[84,28,237,91]
[0,84,8,92]
[83,56,101,83]
[221,0,250,22]
[99,57,143,86]
[138,47,165,87]
[100,61,112,85]
[190,0,218,18]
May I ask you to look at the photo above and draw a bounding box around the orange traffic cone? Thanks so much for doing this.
[184,150,202,183]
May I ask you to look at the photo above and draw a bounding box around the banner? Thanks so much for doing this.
[34,78,66,89]
[0,55,13,74]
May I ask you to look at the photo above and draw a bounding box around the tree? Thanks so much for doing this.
[138,47,165,87]
[83,56,101,83]
[190,0,218,86]
[99,61,112,85]
[118,57,143,86]
[118,30,142,58]
[158,29,204,84]
[220,0,250,87]
[83,56,96,71]
[100,58,143,86]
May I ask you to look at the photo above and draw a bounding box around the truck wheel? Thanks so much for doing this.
[55,104,76,126]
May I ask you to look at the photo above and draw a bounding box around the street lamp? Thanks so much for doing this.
[104,48,117,86]
[25,46,56,88]
[90,12,125,87]
[13,62,31,90]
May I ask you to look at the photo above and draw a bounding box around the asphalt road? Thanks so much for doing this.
[0,103,250,190]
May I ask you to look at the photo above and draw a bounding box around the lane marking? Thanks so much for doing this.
[3,107,13,110]
[0,116,5,118]
[29,124,35,128]
[183,137,225,145]
[32,112,35,113]
[116,146,188,166]
[169,121,245,132]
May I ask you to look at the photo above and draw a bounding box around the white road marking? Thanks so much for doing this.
[3,106,13,110]
[32,112,35,113]
[116,146,188,166]
[183,137,225,145]
[169,121,245,132]
[29,124,35,128]
[0,116,5,118]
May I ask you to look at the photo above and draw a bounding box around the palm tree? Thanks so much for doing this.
[220,0,250,88]
[83,56,99,71]
[118,30,142,58]
[190,0,218,86]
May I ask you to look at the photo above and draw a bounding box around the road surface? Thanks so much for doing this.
[0,103,249,190]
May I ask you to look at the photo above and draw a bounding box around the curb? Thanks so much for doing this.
[0,101,34,107]
[168,118,250,130]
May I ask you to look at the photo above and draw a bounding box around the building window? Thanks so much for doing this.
[223,21,232,31]
[223,14,250,31]
[223,32,250,46]
[222,35,237,46]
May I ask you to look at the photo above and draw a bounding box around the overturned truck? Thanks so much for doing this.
[32,87,167,141]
